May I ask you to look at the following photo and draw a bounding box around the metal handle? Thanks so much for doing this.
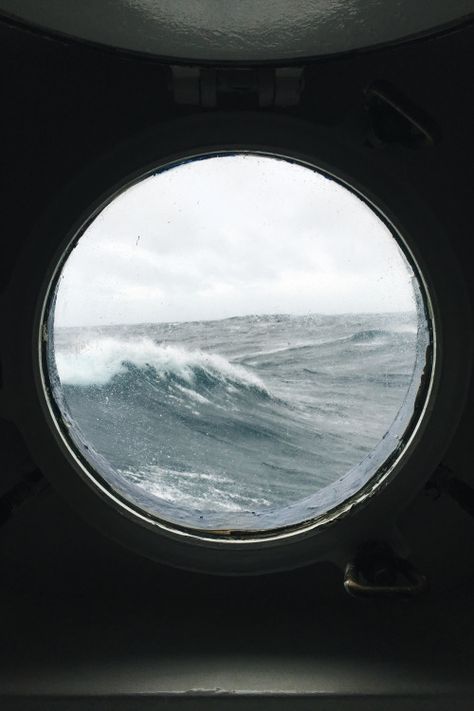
[344,542,427,599]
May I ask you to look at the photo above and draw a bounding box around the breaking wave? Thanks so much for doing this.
[55,337,268,394]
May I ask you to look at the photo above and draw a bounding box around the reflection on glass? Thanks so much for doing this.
[48,155,429,531]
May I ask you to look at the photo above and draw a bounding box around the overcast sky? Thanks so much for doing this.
[55,154,415,327]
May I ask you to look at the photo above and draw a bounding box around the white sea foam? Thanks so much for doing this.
[392,324,418,334]
[119,465,271,512]
[174,383,211,405]
[54,336,267,390]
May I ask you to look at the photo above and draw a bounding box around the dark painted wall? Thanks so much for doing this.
[0,17,473,708]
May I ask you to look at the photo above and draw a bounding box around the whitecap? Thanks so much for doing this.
[54,336,268,392]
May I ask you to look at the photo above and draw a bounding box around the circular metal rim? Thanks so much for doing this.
[1,6,473,65]
[38,148,435,545]
[3,111,470,574]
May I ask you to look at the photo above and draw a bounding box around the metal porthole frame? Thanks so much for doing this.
[1,112,471,575]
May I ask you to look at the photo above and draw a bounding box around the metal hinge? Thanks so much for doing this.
[171,65,304,108]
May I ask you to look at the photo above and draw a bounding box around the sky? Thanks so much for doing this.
[54,154,416,327]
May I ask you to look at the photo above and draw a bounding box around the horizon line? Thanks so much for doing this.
[54,310,418,330]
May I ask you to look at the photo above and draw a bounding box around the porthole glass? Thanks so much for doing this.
[43,154,431,535]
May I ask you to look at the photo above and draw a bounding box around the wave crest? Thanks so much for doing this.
[54,337,267,392]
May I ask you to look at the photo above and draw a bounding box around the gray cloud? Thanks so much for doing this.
[55,154,415,326]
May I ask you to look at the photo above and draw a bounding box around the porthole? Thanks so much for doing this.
[40,151,432,539]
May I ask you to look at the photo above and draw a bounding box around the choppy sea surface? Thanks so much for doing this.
[51,313,421,519]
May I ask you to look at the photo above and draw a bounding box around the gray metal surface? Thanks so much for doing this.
[0,0,473,61]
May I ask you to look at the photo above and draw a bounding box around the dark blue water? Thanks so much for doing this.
[53,312,419,515]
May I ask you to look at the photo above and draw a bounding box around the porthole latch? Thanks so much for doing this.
[344,541,427,598]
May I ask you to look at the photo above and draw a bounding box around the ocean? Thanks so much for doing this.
[51,312,422,527]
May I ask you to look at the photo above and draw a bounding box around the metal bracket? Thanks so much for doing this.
[0,469,48,529]
[426,463,474,519]
[344,541,427,598]
[171,65,304,108]
[365,80,439,149]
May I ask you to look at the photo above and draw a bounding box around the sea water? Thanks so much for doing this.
[52,312,420,517]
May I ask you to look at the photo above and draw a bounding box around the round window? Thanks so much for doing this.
[42,153,431,536]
